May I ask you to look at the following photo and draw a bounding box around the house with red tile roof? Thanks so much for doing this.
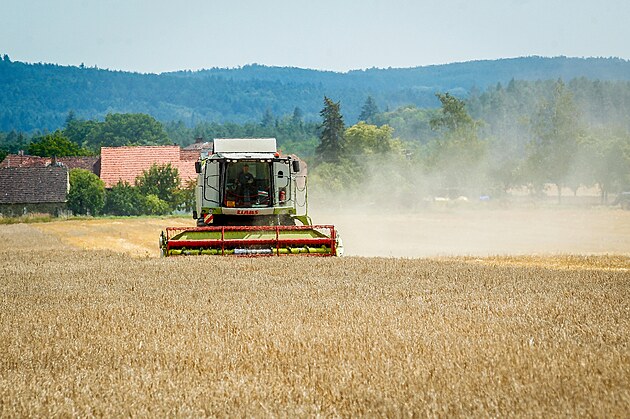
[99,145,199,188]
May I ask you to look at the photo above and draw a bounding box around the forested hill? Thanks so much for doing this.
[2,55,630,132]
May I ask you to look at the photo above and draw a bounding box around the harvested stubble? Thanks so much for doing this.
[0,224,629,417]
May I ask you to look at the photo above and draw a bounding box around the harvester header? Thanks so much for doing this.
[159,138,342,256]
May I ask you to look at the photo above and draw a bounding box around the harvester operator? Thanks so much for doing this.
[235,164,256,206]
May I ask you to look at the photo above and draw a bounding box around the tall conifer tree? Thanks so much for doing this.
[316,97,345,163]
[358,96,379,122]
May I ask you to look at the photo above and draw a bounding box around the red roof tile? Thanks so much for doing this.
[99,146,199,188]
[173,160,198,187]
[180,149,201,161]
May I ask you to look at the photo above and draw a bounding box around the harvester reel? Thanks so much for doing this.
[160,225,340,257]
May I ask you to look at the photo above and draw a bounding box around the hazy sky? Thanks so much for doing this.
[1,0,629,74]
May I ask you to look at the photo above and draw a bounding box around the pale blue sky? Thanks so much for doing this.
[1,0,629,73]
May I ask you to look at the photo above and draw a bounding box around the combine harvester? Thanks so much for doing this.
[160,138,343,256]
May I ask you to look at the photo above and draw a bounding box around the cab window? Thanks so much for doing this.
[224,162,272,208]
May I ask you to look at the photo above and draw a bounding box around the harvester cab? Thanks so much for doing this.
[160,138,343,256]
[193,138,309,227]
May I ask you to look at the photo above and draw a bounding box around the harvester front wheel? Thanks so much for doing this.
[278,214,296,226]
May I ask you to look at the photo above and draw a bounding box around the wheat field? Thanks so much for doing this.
[1,219,629,417]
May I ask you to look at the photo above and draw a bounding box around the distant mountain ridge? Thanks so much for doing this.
[170,56,630,89]
[1,56,629,132]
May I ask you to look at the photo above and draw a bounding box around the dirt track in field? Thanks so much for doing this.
[33,216,192,257]
[32,208,630,259]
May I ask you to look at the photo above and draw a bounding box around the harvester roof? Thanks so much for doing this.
[213,138,277,154]
[211,153,283,160]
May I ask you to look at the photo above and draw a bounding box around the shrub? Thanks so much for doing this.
[104,181,145,216]
[68,169,105,215]
[142,194,171,215]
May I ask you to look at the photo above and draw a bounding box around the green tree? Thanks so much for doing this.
[291,107,304,126]
[135,163,181,210]
[426,93,486,189]
[316,97,345,164]
[0,131,30,154]
[64,114,99,148]
[27,131,89,157]
[164,120,193,146]
[358,96,379,123]
[430,93,476,133]
[309,161,364,197]
[260,108,275,127]
[68,169,105,215]
[178,179,197,213]
[486,136,525,194]
[345,122,396,155]
[85,113,169,151]
[142,194,171,215]
[103,181,145,216]
[582,130,630,203]
[371,105,438,144]
[527,80,584,203]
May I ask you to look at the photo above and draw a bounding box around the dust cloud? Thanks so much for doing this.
[310,205,630,258]
[306,97,630,258]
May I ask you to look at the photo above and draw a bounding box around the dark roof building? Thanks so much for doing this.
[183,137,213,152]
[0,154,100,175]
[57,156,101,174]
[0,167,69,216]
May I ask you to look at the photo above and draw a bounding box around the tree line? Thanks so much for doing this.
[311,84,630,205]
[1,77,629,214]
